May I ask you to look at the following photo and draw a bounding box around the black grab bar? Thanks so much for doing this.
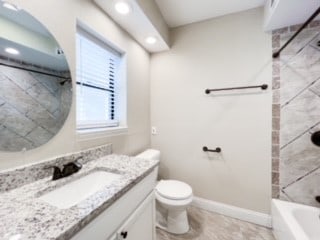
[205,84,268,94]
[203,146,221,153]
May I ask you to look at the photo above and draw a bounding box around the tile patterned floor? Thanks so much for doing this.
[156,207,275,240]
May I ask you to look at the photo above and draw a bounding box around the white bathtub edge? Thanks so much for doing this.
[272,199,296,240]
[271,199,320,240]
[192,196,272,228]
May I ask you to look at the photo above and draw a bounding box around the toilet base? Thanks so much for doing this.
[167,209,189,234]
[156,204,190,234]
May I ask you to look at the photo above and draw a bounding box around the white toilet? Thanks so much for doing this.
[136,149,193,234]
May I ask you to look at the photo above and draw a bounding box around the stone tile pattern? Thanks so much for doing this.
[272,20,320,206]
[157,206,275,240]
[0,151,159,240]
[0,143,112,192]
[0,58,72,151]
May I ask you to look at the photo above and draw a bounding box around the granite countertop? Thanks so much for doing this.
[0,154,159,240]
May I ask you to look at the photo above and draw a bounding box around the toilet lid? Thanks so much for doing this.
[156,180,192,200]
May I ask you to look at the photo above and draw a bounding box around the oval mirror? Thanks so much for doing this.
[0,2,72,151]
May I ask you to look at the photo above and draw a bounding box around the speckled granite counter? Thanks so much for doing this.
[0,154,159,240]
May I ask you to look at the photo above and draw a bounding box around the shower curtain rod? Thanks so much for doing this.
[273,6,320,58]
[0,62,71,80]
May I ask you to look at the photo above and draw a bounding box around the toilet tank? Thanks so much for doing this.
[136,149,160,161]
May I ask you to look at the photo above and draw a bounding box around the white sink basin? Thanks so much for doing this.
[39,170,122,209]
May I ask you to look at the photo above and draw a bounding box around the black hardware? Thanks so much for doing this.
[45,157,82,181]
[51,166,63,180]
[62,162,81,177]
[205,84,268,94]
[45,166,63,181]
[120,231,128,239]
[203,146,221,153]
[311,131,320,147]
[0,62,70,80]
[62,157,83,178]
[273,6,320,58]
[316,196,320,204]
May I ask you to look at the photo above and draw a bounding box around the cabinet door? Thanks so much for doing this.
[117,193,155,240]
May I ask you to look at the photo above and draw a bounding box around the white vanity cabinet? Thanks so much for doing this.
[71,168,157,240]
[116,193,155,240]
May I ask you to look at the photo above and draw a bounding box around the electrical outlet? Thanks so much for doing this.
[151,127,157,135]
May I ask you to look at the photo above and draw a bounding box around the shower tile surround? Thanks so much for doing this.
[272,21,320,206]
[0,57,72,151]
[0,143,159,239]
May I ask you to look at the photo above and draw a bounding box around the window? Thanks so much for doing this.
[76,26,126,133]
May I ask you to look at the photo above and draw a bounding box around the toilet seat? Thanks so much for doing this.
[156,180,192,200]
[155,191,193,208]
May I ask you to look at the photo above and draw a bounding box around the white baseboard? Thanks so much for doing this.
[192,196,272,228]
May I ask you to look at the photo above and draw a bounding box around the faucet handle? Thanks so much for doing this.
[62,159,82,177]
[72,156,83,169]
[63,157,83,169]
[70,161,82,171]
[74,160,82,169]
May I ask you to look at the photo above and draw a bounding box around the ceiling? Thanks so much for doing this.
[155,0,266,28]
[0,4,68,71]
[264,0,320,31]
[94,0,170,52]
[0,4,51,37]
[0,37,69,71]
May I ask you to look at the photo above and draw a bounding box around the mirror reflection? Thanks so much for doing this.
[0,2,72,152]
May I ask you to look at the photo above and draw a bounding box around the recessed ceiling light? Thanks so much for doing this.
[145,36,157,45]
[5,47,20,55]
[114,1,131,15]
[2,2,19,11]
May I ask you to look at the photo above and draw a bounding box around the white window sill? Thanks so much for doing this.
[76,126,128,142]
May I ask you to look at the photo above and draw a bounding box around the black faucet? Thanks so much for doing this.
[62,157,83,177]
[46,157,83,181]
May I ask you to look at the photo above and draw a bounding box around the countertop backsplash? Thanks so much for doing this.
[0,144,112,192]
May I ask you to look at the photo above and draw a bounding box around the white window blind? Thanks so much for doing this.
[76,28,121,130]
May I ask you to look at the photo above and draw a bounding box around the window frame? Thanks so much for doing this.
[75,23,127,138]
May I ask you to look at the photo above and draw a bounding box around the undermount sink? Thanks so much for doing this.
[39,170,122,209]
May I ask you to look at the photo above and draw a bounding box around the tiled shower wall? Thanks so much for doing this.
[272,21,320,207]
[0,59,72,151]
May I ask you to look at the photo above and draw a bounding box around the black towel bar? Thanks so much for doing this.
[203,146,221,153]
[205,84,268,94]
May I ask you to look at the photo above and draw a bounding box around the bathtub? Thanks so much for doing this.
[272,199,320,240]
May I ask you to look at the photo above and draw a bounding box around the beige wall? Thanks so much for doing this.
[151,8,272,213]
[0,0,151,170]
